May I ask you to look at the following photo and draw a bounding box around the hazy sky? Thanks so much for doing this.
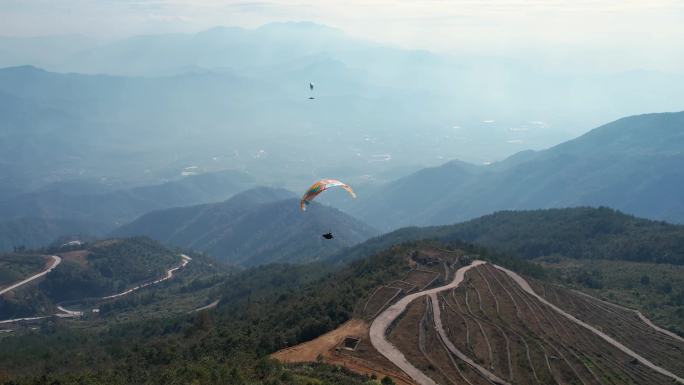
[2,0,684,72]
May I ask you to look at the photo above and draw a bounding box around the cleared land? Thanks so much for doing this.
[273,247,684,385]
[272,319,369,363]
[271,318,414,385]
[536,257,684,337]
[535,280,684,379]
[404,270,440,290]
[364,286,402,318]
[58,250,89,267]
[387,262,683,385]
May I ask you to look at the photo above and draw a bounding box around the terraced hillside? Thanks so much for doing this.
[533,281,684,380]
[274,247,684,385]
[407,263,684,385]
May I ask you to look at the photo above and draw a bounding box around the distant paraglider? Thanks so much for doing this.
[300,179,356,211]
[308,82,315,99]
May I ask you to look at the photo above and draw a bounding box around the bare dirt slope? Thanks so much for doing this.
[271,318,416,385]
[274,246,684,385]
[272,319,368,363]
[383,261,684,385]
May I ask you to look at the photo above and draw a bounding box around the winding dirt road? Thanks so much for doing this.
[369,260,487,385]
[637,313,684,344]
[1,254,191,324]
[102,254,191,300]
[0,256,67,324]
[371,260,684,385]
[0,255,61,296]
[493,264,684,384]
[571,288,684,345]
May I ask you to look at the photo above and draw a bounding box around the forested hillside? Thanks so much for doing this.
[0,170,256,229]
[39,237,180,302]
[0,241,425,384]
[0,253,45,288]
[333,207,684,265]
[0,217,109,252]
[351,112,684,229]
[114,187,378,265]
[539,257,684,336]
[0,237,183,322]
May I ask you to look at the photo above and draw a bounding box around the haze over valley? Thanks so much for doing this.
[1,2,684,385]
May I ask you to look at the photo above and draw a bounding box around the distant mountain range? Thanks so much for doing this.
[4,111,683,253]
[333,206,684,265]
[113,187,378,265]
[1,169,254,222]
[0,170,255,251]
[0,63,455,193]
[0,65,278,192]
[0,217,109,252]
[2,23,683,257]
[3,23,684,197]
[350,111,684,229]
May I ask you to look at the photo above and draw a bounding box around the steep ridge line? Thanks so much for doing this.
[493,265,684,384]
[0,255,61,296]
[370,260,506,385]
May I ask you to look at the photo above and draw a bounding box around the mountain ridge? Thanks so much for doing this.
[114,187,378,265]
[351,111,684,229]
[330,206,684,265]
[0,170,256,247]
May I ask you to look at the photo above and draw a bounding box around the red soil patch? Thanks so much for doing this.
[59,250,90,267]
[272,318,416,385]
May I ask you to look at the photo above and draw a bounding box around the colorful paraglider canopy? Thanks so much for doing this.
[300,179,356,211]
